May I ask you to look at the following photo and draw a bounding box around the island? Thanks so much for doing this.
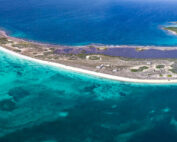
[1,29,177,83]
[163,22,177,35]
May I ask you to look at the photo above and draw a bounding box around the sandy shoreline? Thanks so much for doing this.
[2,29,177,51]
[1,46,177,84]
[166,29,177,36]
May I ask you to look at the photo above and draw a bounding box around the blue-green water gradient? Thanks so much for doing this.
[1,50,177,141]
[1,0,177,46]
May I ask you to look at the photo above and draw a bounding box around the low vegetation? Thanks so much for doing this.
[169,62,177,73]
[164,27,177,33]
[156,65,165,69]
[0,37,9,44]
[12,42,35,48]
[131,66,149,72]
[77,53,87,59]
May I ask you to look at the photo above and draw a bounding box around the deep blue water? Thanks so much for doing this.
[0,0,177,46]
[1,49,177,142]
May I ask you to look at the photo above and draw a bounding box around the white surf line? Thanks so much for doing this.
[0,46,177,84]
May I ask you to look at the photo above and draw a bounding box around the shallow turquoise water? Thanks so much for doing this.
[1,50,177,141]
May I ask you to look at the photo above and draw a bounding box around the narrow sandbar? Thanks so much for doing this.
[1,46,177,84]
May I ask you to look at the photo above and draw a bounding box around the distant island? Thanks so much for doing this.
[1,28,177,84]
[163,22,177,36]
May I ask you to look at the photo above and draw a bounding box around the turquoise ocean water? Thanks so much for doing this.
[1,50,177,142]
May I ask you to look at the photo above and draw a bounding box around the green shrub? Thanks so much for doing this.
[169,63,177,74]
[139,66,148,71]
[77,53,87,59]
[131,66,148,72]
[131,69,138,72]
[156,65,165,69]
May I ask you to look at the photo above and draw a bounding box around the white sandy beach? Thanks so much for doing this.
[0,46,177,84]
[167,29,177,36]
